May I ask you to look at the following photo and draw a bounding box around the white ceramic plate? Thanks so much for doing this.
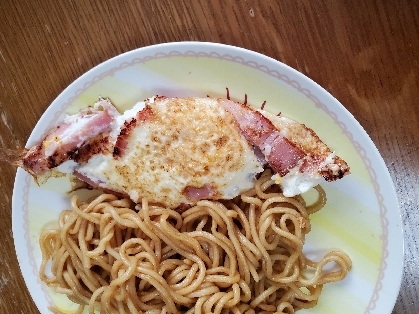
[12,42,404,313]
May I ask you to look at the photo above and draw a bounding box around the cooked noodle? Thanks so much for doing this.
[39,169,351,314]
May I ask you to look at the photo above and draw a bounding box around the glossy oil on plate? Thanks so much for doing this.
[12,42,404,313]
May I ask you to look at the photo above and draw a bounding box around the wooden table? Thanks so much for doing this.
[1,1,417,313]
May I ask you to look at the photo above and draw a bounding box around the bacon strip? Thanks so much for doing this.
[220,99,306,176]
[73,170,126,198]
[22,99,118,176]
[183,184,218,202]
[262,132,306,176]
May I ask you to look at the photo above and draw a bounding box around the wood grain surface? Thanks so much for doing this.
[1,0,418,313]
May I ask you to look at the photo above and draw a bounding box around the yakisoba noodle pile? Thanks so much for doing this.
[39,169,351,314]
